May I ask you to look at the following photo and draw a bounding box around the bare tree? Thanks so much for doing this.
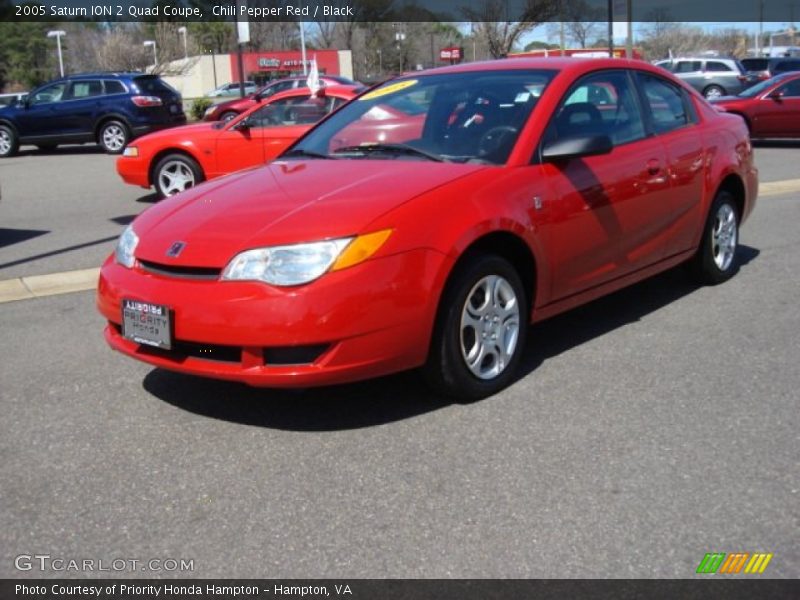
[465,0,559,58]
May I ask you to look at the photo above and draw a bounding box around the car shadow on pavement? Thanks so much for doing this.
[136,192,159,204]
[0,228,49,249]
[144,245,759,431]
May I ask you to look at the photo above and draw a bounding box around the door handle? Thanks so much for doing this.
[646,159,661,175]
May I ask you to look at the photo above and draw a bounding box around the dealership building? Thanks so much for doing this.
[160,49,354,98]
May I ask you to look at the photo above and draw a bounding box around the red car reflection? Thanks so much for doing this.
[711,72,800,138]
[99,59,758,400]
[116,86,359,198]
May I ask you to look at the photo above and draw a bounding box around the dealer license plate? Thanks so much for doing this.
[122,299,172,350]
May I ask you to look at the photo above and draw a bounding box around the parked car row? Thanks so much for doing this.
[0,72,186,157]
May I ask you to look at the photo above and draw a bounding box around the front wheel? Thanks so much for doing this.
[425,255,528,402]
[98,120,130,154]
[0,125,19,158]
[688,191,740,285]
[220,111,239,123]
[153,154,204,198]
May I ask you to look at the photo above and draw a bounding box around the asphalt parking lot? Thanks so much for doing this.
[1,142,798,578]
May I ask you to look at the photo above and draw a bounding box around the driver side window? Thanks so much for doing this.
[30,82,68,105]
[545,70,646,148]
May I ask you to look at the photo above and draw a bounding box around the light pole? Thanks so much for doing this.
[143,40,157,70]
[395,31,406,73]
[178,26,188,59]
[47,30,66,77]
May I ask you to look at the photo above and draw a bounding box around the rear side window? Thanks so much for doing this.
[104,80,127,95]
[547,70,645,146]
[706,61,733,72]
[69,80,103,99]
[133,77,176,95]
[675,61,702,73]
[638,74,692,134]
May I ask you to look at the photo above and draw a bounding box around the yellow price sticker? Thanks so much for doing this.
[359,79,418,101]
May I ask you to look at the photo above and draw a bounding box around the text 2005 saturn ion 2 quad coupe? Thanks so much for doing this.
[98,58,758,400]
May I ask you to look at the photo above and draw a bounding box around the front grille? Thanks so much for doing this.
[142,340,242,363]
[139,259,221,280]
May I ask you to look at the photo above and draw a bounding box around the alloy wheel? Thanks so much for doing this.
[712,203,738,271]
[102,124,126,152]
[158,160,196,196]
[459,274,521,380]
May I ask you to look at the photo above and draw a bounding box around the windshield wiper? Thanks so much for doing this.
[333,143,446,162]
[283,148,333,159]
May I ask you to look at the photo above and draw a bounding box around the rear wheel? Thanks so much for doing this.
[688,191,740,285]
[220,111,239,123]
[98,120,129,154]
[0,125,18,158]
[153,153,204,198]
[425,254,528,401]
[703,85,725,100]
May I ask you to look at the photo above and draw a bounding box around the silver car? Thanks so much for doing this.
[655,57,748,99]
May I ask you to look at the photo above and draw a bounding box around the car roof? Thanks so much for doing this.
[405,57,670,80]
[63,72,146,79]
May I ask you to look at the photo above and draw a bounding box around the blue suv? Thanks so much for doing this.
[0,72,186,157]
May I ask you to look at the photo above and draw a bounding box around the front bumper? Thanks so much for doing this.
[116,154,151,188]
[97,249,450,387]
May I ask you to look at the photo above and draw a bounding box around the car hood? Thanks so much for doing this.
[134,122,219,147]
[133,159,487,267]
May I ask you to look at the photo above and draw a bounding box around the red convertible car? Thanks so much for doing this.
[711,72,800,138]
[116,85,359,198]
[99,58,758,400]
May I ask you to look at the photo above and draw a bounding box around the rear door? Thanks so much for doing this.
[672,60,704,93]
[62,79,104,137]
[636,72,706,254]
[539,70,674,299]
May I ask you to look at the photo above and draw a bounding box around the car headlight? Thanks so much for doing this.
[204,105,216,116]
[221,229,392,286]
[115,225,139,268]
[122,146,139,157]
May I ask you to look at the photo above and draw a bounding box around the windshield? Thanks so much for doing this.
[738,75,790,98]
[285,70,556,165]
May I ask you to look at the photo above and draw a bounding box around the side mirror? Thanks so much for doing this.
[232,117,251,131]
[541,134,613,162]
[767,89,785,100]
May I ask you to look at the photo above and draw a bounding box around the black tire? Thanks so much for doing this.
[153,153,204,199]
[98,120,130,154]
[220,111,239,123]
[703,85,725,99]
[425,254,529,402]
[0,124,19,158]
[36,144,58,152]
[687,190,740,285]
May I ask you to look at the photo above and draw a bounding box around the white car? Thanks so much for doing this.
[205,82,257,97]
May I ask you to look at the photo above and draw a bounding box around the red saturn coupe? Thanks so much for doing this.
[711,71,800,138]
[98,58,758,400]
[116,85,359,198]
